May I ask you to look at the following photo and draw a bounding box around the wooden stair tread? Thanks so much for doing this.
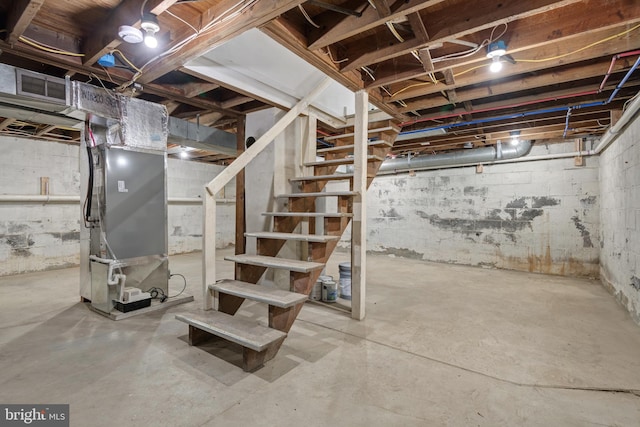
[262,211,353,218]
[175,312,286,352]
[210,279,307,308]
[276,191,357,198]
[245,231,339,242]
[317,140,394,154]
[225,254,325,273]
[304,155,385,167]
[290,173,354,182]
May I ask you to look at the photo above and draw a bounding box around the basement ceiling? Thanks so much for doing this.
[0,0,639,161]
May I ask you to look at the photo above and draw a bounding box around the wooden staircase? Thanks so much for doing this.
[176,121,399,371]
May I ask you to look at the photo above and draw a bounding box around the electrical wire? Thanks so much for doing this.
[18,36,85,57]
[165,9,199,34]
[361,66,375,81]
[325,47,349,64]
[121,0,259,90]
[299,4,321,28]
[390,23,509,98]
[386,21,405,42]
[169,273,187,298]
[89,73,118,100]
[516,23,640,64]
[146,273,187,302]
[140,0,149,18]
[111,49,143,73]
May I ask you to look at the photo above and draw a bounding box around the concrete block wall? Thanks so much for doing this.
[0,136,81,276]
[340,141,600,277]
[0,135,235,276]
[167,158,235,253]
[599,114,640,324]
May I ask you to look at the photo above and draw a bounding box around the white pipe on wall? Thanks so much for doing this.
[0,196,236,204]
[594,94,640,154]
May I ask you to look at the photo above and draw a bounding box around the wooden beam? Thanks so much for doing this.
[188,112,224,126]
[206,77,332,195]
[180,82,220,98]
[418,49,434,73]
[352,90,368,321]
[371,0,640,89]
[373,24,640,93]
[309,0,447,50]
[161,100,181,114]
[221,96,254,109]
[261,18,409,121]
[370,0,391,17]
[341,0,582,72]
[235,116,246,260]
[82,0,178,66]
[397,57,630,111]
[6,0,45,44]
[36,125,57,136]
[408,12,429,43]
[137,0,305,84]
[0,118,17,130]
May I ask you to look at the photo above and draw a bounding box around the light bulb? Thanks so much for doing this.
[489,56,503,73]
[140,14,160,49]
[144,30,158,48]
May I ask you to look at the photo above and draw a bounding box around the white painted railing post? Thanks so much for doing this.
[203,190,216,310]
[352,90,368,320]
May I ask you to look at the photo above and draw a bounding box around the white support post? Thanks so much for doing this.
[351,90,368,320]
[201,77,331,310]
[301,114,317,176]
[203,194,216,310]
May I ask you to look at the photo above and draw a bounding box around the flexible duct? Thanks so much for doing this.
[374,139,532,175]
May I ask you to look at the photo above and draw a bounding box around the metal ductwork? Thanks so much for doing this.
[0,63,237,155]
[0,63,85,128]
[376,139,532,175]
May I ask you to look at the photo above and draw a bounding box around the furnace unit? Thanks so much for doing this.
[77,83,193,319]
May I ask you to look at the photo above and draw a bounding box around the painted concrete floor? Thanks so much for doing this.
[1,248,639,426]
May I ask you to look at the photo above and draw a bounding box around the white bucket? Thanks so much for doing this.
[321,280,338,303]
[339,262,351,300]
[309,279,322,301]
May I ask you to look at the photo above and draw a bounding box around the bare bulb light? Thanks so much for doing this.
[140,13,160,49]
[489,56,503,73]
[144,31,158,48]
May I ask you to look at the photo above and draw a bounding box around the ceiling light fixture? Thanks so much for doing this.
[141,13,160,48]
[487,40,507,73]
[118,25,143,44]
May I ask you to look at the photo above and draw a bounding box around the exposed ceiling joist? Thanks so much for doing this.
[5,0,45,44]
[137,0,306,84]
[308,0,448,50]
[82,0,178,66]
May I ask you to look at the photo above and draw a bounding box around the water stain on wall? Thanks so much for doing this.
[463,186,488,196]
[531,196,560,208]
[378,208,404,220]
[571,215,594,248]
[506,197,527,209]
[3,234,34,257]
[49,231,80,241]
[580,196,597,207]
[369,246,424,260]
